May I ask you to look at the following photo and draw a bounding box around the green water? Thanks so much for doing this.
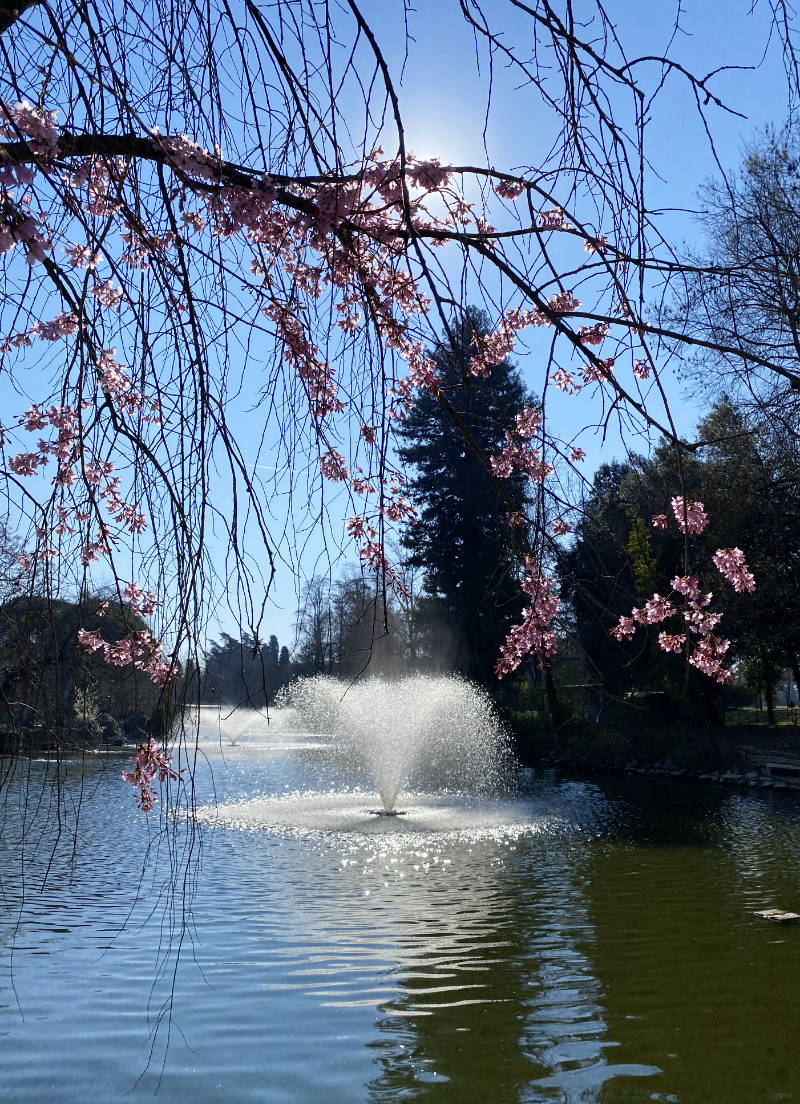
[1,744,799,1103]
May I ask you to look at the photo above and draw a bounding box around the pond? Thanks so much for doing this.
[1,724,800,1103]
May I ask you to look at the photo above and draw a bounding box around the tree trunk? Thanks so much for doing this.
[765,674,777,726]
[544,666,567,739]
[791,654,800,706]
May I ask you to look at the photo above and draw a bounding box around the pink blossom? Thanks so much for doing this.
[77,628,104,653]
[123,582,159,616]
[609,497,750,685]
[65,243,99,269]
[670,496,708,534]
[688,636,732,683]
[36,312,80,341]
[643,593,674,623]
[181,210,206,233]
[651,513,668,530]
[658,632,686,654]
[407,158,451,191]
[494,178,525,200]
[578,322,610,347]
[90,279,124,311]
[514,406,542,438]
[580,357,614,383]
[490,440,553,483]
[496,566,560,677]
[383,496,417,523]
[345,515,369,540]
[159,132,221,181]
[671,575,700,599]
[1,99,59,157]
[548,290,580,314]
[570,447,586,462]
[610,615,636,642]
[538,208,571,231]
[583,235,609,254]
[552,518,572,536]
[552,368,580,394]
[8,451,45,476]
[319,449,349,482]
[712,547,755,593]
[122,738,184,812]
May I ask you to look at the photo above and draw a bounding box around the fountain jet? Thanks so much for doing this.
[283,675,512,814]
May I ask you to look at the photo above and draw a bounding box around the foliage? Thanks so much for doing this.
[566,399,800,724]
[0,592,160,739]
[202,631,292,707]
[396,309,533,684]
[293,572,405,678]
[678,125,800,419]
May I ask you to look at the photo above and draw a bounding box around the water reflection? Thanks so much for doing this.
[2,751,800,1103]
[199,776,661,1104]
[581,778,800,1104]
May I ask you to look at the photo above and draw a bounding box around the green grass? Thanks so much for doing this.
[725,705,800,726]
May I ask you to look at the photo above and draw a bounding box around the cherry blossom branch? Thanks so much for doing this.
[610,498,755,683]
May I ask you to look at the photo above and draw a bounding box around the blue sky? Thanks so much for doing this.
[3,1,794,656]
[227,0,798,651]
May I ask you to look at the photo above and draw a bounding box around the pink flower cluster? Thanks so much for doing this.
[496,563,560,677]
[670,495,708,534]
[122,738,184,812]
[467,298,584,377]
[577,322,609,347]
[538,207,571,230]
[0,100,59,158]
[610,578,731,682]
[77,627,173,685]
[69,157,126,219]
[158,132,222,181]
[583,235,609,254]
[1,311,81,354]
[494,178,526,200]
[319,449,349,482]
[344,514,407,594]
[712,547,756,593]
[610,500,755,683]
[122,582,159,617]
[490,404,553,484]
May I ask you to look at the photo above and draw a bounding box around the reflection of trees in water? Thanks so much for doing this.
[361,834,624,1104]
[233,779,669,1103]
[581,780,800,1104]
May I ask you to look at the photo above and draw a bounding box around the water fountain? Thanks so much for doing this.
[283,674,513,815]
[189,704,268,745]
[193,674,536,839]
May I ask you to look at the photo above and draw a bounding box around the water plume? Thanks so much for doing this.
[283,674,513,813]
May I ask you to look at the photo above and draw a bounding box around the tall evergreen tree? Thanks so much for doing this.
[396,309,533,685]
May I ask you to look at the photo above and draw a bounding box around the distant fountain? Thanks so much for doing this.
[283,675,513,814]
[189,704,267,745]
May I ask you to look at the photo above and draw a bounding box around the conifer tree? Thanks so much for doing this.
[396,309,533,685]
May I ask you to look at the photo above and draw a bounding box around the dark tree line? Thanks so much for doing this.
[564,399,800,724]
[200,632,291,708]
[0,592,163,746]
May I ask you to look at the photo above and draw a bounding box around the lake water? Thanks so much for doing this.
[2,726,800,1103]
